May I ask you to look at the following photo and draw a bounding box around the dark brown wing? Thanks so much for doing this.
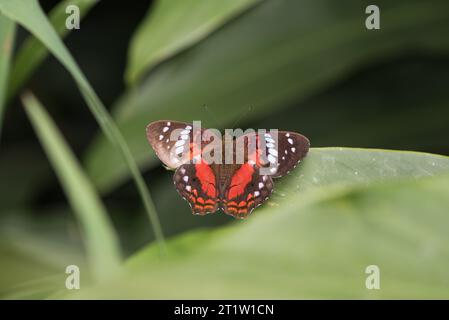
[146,120,220,169]
[237,130,310,178]
[271,131,309,178]
[146,120,196,169]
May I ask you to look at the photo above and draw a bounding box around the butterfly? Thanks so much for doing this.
[146,120,310,219]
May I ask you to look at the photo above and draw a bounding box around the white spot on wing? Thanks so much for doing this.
[185,185,191,191]
[287,138,293,145]
[175,146,184,154]
[183,176,189,182]
[175,140,185,147]
[163,127,169,133]
[267,154,277,164]
[254,191,260,197]
[167,122,171,126]
[291,147,296,152]
[286,133,290,137]
[270,167,277,174]
[258,182,264,189]
[159,135,164,141]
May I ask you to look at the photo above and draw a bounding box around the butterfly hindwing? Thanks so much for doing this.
[173,163,219,215]
[222,163,273,219]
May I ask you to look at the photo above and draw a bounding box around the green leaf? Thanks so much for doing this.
[0,221,87,299]
[0,14,14,137]
[84,0,449,192]
[273,148,449,200]
[66,149,449,299]
[0,0,165,250]
[7,0,98,102]
[126,0,262,85]
[135,148,449,243]
[0,240,68,299]
[21,92,121,281]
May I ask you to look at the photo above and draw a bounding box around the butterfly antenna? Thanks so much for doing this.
[231,106,253,129]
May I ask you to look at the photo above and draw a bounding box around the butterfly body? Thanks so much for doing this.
[211,163,240,195]
[146,121,309,219]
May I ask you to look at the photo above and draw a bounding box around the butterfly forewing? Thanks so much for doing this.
[146,120,193,169]
[146,120,216,169]
[236,130,309,178]
[270,131,309,178]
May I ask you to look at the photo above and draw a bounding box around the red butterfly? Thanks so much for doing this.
[146,121,310,219]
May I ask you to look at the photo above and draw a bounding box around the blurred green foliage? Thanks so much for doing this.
[0,14,14,135]
[0,0,449,299]
[22,93,122,281]
[0,0,165,249]
[7,0,97,101]
[126,0,261,85]
[78,171,449,299]
[85,0,449,192]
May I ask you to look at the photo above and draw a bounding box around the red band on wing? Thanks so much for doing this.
[195,162,217,198]
[228,163,254,199]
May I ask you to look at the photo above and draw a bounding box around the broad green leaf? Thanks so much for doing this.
[67,149,449,299]
[7,0,98,102]
[0,221,87,299]
[273,148,449,200]
[0,0,165,250]
[133,148,449,244]
[126,0,262,85]
[0,14,14,137]
[22,92,121,281]
[84,0,449,192]
[0,240,68,299]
